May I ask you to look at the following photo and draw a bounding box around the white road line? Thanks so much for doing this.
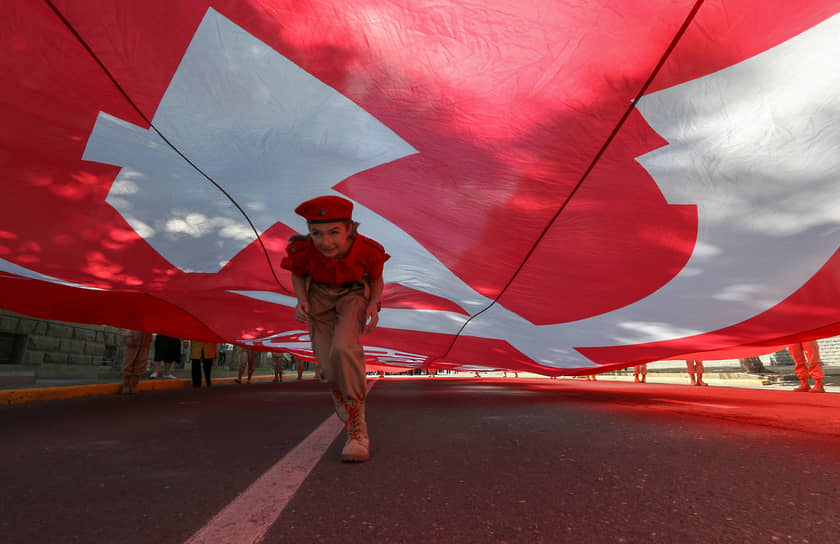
[184,381,376,544]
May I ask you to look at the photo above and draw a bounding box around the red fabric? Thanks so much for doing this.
[2,0,840,374]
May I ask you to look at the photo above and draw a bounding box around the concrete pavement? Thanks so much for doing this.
[3,377,840,544]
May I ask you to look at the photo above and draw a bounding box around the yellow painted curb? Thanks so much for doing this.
[137,379,191,392]
[0,383,122,405]
[0,373,313,405]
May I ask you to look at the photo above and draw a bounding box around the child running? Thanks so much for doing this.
[281,196,388,462]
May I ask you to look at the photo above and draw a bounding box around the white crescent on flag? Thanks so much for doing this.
[2,0,840,374]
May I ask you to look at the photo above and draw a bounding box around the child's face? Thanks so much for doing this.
[308,221,352,258]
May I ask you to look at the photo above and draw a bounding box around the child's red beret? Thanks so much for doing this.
[294,196,353,223]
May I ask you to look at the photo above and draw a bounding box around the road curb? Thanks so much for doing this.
[0,375,301,406]
[0,383,123,405]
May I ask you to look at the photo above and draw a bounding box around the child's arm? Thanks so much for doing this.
[364,276,384,334]
[291,273,310,323]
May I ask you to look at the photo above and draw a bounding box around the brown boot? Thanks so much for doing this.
[688,372,696,386]
[809,379,825,393]
[341,400,370,463]
[331,388,349,422]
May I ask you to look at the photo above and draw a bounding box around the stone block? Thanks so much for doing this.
[85,343,106,357]
[769,349,794,366]
[43,352,69,364]
[102,344,118,364]
[817,337,840,365]
[16,319,38,335]
[60,339,85,354]
[0,316,19,332]
[74,328,98,342]
[67,354,94,365]
[46,323,74,339]
[28,336,61,352]
[24,350,44,365]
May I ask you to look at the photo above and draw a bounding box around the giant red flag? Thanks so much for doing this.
[2,0,840,374]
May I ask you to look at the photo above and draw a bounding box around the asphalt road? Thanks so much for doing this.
[2,378,839,544]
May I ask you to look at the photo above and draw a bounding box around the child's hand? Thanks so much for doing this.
[363,304,379,335]
[295,300,310,323]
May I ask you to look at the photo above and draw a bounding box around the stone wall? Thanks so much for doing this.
[0,309,129,368]
[812,336,840,365]
[754,337,839,366]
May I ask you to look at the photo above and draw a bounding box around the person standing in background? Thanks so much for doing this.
[686,360,707,386]
[189,341,217,388]
[788,341,824,393]
[235,348,257,384]
[150,333,181,379]
[295,356,306,380]
[633,364,647,383]
[273,353,286,383]
[121,330,152,394]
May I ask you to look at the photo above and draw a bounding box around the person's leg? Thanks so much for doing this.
[130,359,144,392]
[128,333,152,393]
[273,358,281,382]
[151,360,162,378]
[247,351,256,383]
[695,361,707,386]
[122,355,141,393]
[308,284,347,419]
[191,358,201,387]
[309,283,369,461]
[331,293,368,401]
[162,336,181,378]
[686,360,696,385]
[121,341,137,394]
[789,344,811,391]
[310,296,366,404]
[235,351,246,384]
[802,341,825,393]
[203,357,213,386]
